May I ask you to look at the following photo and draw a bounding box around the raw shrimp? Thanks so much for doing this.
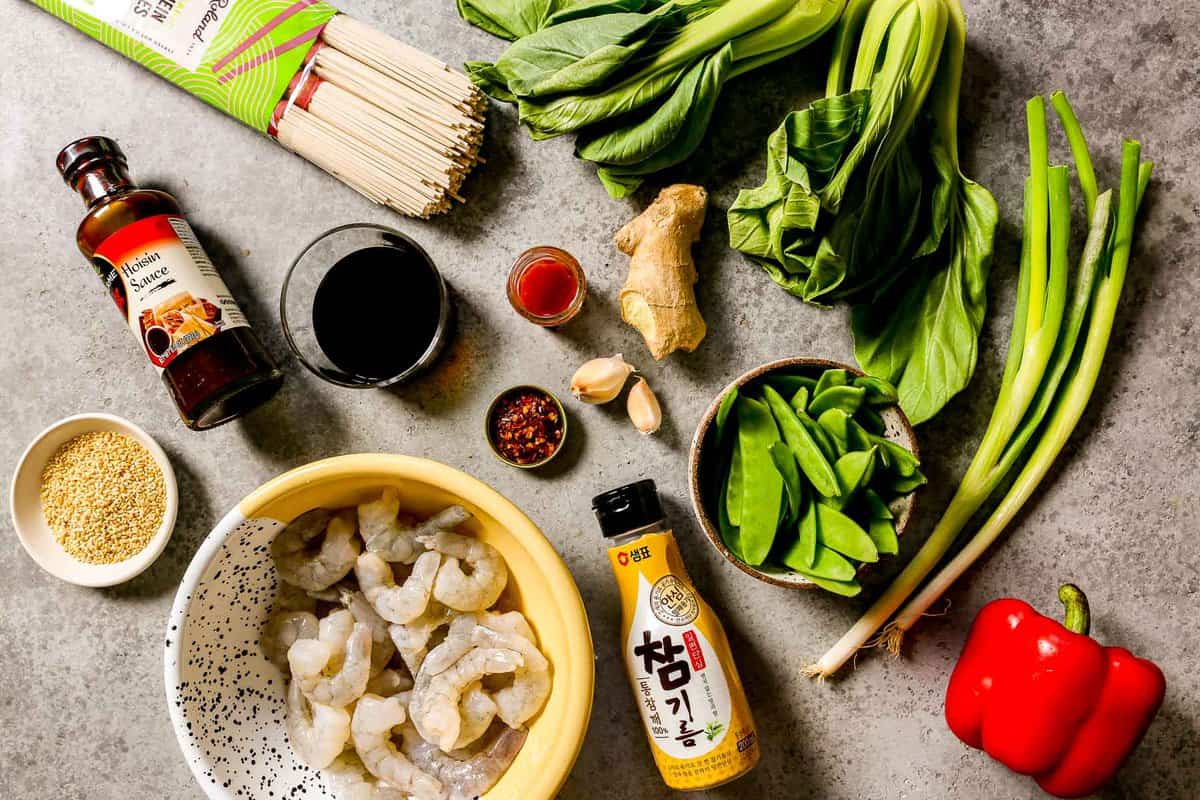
[324,753,408,800]
[290,611,373,708]
[286,678,351,769]
[272,509,362,592]
[366,668,413,698]
[357,551,441,624]
[262,610,319,672]
[418,614,479,677]
[351,694,445,800]
[389,604,454,674]
[360,489,472,564]
[417,532,507,612]
[471,623,551,728]
[341,588,397,675]
[409,647,523,752]
[401,722,528,800]
[454,681,498,750]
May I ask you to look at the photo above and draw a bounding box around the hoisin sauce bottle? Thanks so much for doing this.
[57,137,283,429]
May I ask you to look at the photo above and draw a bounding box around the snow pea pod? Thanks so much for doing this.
[867,433,921,477]
[715,385,738,446]
[782,540,856,581]
[887,471,928,494]
[816,408,871,457]
[866,518,899,555]
[735,396,783,566]
[795,573,862,597]
[762,386,840,499]
[717,470,744,560]
[790,386,810,414]
[828,447,877,510]
[798,410,838,463]
[794,494,818,568]
[813,368,849,395]
[814,503,878,563]
[725,442,744,526]
[769,441,805,525]
[809,384,867,418]
[853,374,900,406]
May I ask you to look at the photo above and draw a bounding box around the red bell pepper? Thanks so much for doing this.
[945,584,1165,798]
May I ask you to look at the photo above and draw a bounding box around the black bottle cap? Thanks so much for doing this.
[592,479,665,538]
[56,136,126,186]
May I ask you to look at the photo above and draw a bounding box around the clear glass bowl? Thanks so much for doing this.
[280,223,452,388]
[506,246,587,327]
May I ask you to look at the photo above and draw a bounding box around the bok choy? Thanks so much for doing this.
[806,93,1153,678]
[727,0,997,425]
[457,0,847,197]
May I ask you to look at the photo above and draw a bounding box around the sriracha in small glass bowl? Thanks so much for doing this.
[507,246,586,327]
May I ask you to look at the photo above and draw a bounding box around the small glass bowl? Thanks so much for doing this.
[485,386,569,469]
[506,246,587,327]
[280,223,453,388]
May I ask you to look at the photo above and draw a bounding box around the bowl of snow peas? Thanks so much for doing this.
[689,358,925,596]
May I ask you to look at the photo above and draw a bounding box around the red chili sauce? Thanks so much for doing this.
[517,257,579,317]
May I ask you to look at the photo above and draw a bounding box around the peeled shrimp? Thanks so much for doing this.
[471,623,551,728]
[365,668,413,698]
[454,681,498,750]
[417,532,507,612]
[409,647,523,752]
[262,610,319,672]
[325,753,408,800]
[357,551,441,624]
[286,678,351,769]
[272,509,362,592]
[401,722,528,800]
[351,694,445,800]
[389,604,454,674]
[418,614,480,678]
[341,588,397,675]
[360,490,471,564]
[290,611,373,708]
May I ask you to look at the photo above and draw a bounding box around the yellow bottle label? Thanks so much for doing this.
[608,530,759,790]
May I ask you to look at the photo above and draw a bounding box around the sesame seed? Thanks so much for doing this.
[39,431,166,564]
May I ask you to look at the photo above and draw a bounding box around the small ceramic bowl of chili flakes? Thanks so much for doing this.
[486,386,568,469]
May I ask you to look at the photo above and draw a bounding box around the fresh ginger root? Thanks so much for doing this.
[615,184,708,360]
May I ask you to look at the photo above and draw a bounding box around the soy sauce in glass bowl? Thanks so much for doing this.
[281,224,452,388]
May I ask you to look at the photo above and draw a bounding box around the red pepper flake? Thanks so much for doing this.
[490,388,564,465]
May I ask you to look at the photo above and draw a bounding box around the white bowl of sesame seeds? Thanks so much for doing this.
[10,412,178,587]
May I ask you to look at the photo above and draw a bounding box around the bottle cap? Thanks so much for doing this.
[592,479,665,538]
[56,136,126,186]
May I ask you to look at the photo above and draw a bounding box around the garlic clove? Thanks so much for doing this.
[627,377,662,435]
[570,354,635,404]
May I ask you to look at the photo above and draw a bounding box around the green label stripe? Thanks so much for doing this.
[30,0,338,132]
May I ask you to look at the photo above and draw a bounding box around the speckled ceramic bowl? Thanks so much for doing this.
[165,454,594,799]
[689,357,919,590]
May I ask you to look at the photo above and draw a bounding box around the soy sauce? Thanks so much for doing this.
[312,244,443,382]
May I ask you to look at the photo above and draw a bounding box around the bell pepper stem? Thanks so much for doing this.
[1058,584,1091,635]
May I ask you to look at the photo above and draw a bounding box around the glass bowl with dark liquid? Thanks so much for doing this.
[281,224,452,388]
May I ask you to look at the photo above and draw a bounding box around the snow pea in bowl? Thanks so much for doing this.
[689,358,923,596]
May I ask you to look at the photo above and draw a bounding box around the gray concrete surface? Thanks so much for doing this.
[2,1,1198,798]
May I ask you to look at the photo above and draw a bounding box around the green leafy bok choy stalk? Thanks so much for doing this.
[456,0,848,197]
[727,0,998,425]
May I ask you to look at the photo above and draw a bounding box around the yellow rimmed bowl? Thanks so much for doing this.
[165,454,594,799]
